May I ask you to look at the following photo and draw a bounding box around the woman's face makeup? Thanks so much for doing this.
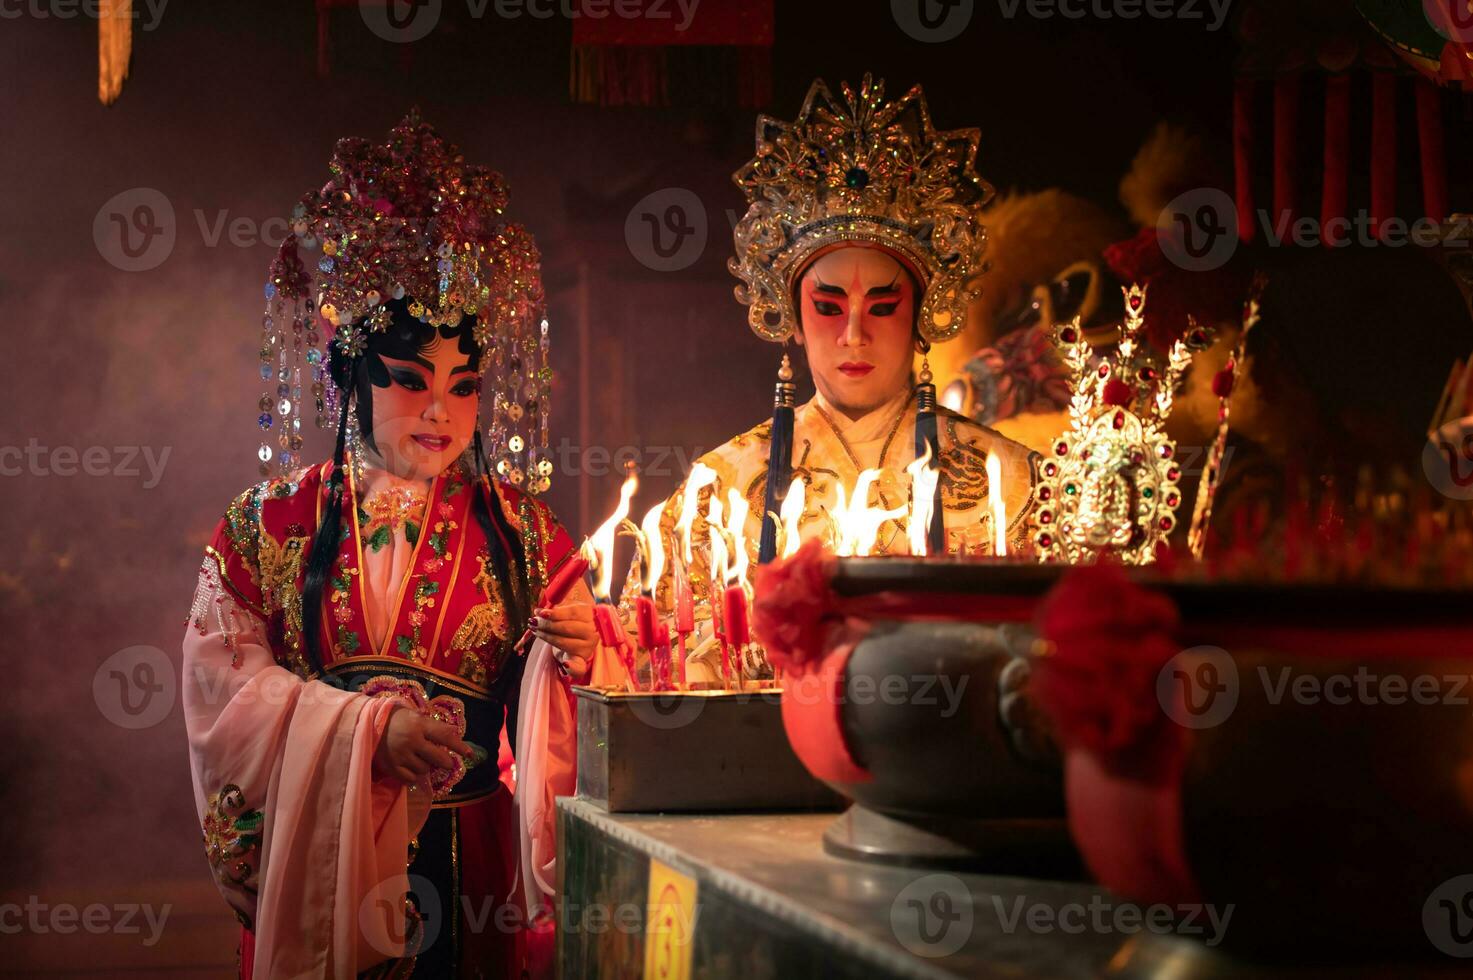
[366,334,479,481]
[795,246,918,418]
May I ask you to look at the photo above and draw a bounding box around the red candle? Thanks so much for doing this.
[674,568,695,635]
[635,594,659,651]
[516,552,591,654]
[723,585,751,648]
[544,554,591,608]
[655,622,673,690]
[593,601,625,648]
[709,581,731,686]
[593,602,641,690]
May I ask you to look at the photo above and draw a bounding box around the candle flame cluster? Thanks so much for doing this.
[569,442,1012,692]
[818,445,1007,559]
[828,470,909,557]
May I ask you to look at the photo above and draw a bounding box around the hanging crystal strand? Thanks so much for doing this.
[257,287,280,477]
[533,314,552,493]
[504,329,527,489]
[274,332,291,478]
[489,328,506,480]
[308,296,328,431]
[288,360,303,472]
[276,310,300,474]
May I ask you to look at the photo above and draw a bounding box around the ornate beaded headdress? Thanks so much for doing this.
[255,110,553,492]
[1033,285,1211,565]
[729,73,994,344]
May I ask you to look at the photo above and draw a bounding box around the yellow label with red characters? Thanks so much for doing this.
[644,858,698,980]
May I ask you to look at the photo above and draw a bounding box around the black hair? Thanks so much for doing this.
[300,298,532,680]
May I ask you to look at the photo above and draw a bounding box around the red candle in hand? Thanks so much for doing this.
[543,554,591,608]
[517,553,591,654]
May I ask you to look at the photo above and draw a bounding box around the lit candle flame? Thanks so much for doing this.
[638,502,665,594]
[832,468,908,557]
[725,488,751,588]
[587,472,638,599]
[776,476,806,559]
[987,451,1008,557]
[675,462,718,565]
[906,442,939,557]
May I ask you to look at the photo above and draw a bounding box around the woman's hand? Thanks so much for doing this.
[531,598,600,681]
[372,705,472,785]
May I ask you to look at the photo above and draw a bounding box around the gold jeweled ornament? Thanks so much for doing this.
[1033,285,1208,565]
[729,73,993,344]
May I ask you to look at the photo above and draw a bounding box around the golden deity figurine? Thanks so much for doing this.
[1033,284,1211,565]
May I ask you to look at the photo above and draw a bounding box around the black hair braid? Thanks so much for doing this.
[301,347,357,676]
[468,428,537,745]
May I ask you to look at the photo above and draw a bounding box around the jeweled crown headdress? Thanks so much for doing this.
[255,110,552,492]
[729,73,994,344]
[1033,285,1211,565]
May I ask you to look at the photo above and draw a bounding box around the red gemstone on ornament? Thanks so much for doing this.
[1167,493,1179,506]
[1060,326,1079,344]
[1039,533,1054,547]
[1055,442,1068,456]
[1103,378,1133,407]
[1113,411,1126,429]
[1161,445,1174,459]
[1040,511,1053,524]
[1039,487,1052,500]
[1130,452,1143,465]
[1098,364,1109,378]
[1129,294,1143,310]
[1167,467,1180,481]
[1212,367,1235,399]
[1159,516,1174,530]
[1044,463,1058,476]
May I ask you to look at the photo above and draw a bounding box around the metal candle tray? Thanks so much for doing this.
[573,686,844,813]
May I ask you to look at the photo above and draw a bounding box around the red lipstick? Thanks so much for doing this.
[412,434,452,452]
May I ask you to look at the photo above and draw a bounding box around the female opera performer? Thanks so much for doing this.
[182,114,616,978]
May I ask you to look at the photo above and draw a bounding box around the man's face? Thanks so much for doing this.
[794,246,918,418]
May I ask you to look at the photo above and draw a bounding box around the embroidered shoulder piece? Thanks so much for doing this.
[188,556,254,667]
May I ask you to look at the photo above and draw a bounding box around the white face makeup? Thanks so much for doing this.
[364,334,480,481]
[795,246,919,420]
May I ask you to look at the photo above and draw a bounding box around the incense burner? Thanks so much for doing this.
[784,557,1077,873]
[1040,575,1473,957]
